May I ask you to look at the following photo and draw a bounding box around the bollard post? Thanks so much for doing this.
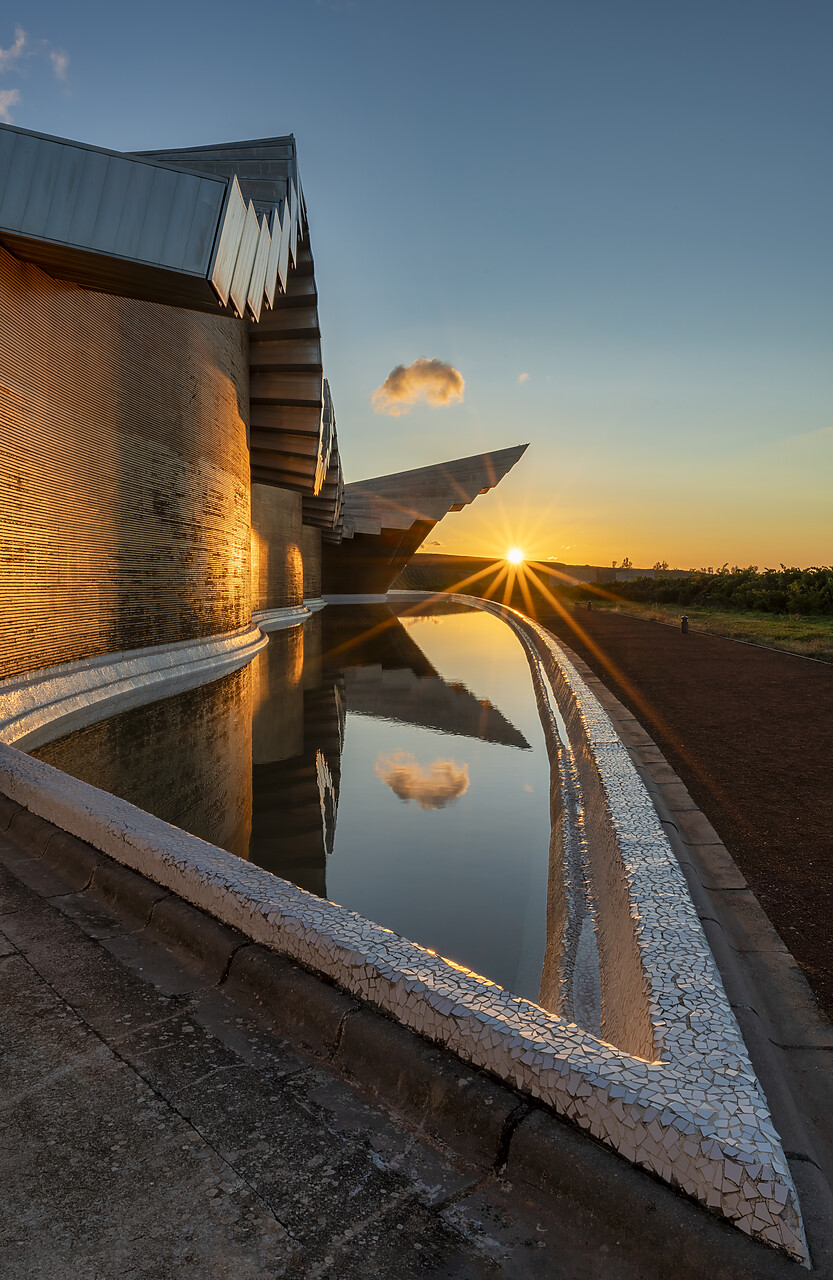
[681,615,689,634]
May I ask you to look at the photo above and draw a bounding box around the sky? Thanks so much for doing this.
[2,0,831,568]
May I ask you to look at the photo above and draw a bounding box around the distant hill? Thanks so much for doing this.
[397,555,833,617]
[396,553,689,594]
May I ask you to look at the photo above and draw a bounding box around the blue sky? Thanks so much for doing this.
[3,0,831,566]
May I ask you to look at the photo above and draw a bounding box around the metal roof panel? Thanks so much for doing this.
[66,149,110,246]
[42,142,86,242]
[229,199,260,317]
[89,154,134,253]
[264,204,282,307]
[289,178,299,266]
[247,214,271,321]
[0,131,38,228]
[208,175,246,305]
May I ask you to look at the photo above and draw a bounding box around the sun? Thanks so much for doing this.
[506,547,524,565]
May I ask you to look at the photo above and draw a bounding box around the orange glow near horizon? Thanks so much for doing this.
[506,547,524,564]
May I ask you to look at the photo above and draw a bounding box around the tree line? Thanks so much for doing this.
[575,565,833,615]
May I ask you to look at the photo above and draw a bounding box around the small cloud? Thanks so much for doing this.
[0,28,69,119]
[427,539,444,547]
[375,751,469,811]
[0,87,19,122]
[518,372,530,384]
[0,27,26,73]
[523,783,534,793]
[372,357,464,417]
[50,49,69,79]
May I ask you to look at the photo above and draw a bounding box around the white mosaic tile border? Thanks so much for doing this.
[388,591,808,1262]
[0,625,269,752]
[0,595,808,1262]
[252,605,314,631]
[0,606,319,752]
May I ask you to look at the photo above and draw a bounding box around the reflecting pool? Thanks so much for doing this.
[34,604,555,1004]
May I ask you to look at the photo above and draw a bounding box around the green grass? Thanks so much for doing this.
[589,602,833,662]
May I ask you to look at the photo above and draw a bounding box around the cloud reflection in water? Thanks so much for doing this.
[375,751,469,811]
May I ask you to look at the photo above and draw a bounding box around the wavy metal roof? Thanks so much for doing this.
[0,125,307,324]
[138,137,343,511]
[0,122,344,515]
[0,124,228,309]
[340,444,529,539]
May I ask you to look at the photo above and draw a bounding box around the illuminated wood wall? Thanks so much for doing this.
[250,483,304,613]
[301,525,322,600]
[0,246,252,679]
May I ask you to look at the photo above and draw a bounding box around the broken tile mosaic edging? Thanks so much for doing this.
[0,595,808,1263]
[0,625,268,752]
[0,604,317,753]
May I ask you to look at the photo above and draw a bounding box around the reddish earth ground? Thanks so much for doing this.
[526,603,833,1020]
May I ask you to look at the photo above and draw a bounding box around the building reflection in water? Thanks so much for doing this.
[250,612,343,896]
[33,663,255,861]
[247,605,530,897]
[32,602,566,1011]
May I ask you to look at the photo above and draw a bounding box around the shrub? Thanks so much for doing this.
[568,566,833,616]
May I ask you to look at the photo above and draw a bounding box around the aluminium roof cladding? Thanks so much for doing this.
[0,124,305,319]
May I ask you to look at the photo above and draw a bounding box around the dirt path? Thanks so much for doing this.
[530,605,833,1019]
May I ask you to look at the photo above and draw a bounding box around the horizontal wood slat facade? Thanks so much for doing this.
[301,525,322,599]
[0,245,251,679]
[247,241,341,508]
[250,485,304,613]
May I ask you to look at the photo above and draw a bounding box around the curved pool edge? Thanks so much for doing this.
[0,593,809,1263]
[388,590,809,1262]
[0,605,318,752]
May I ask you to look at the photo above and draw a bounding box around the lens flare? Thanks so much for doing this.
[506,547,524,564]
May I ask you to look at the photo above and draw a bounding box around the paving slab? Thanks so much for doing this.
[283,1065,481,1205]
[190,986,318,1077]
[0,899,187,1040]
[166,1062,462,1257]
[0,952,288,1280]
[440,1187,610,1280]
[0,856,38,915]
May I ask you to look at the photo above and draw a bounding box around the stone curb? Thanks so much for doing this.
[86,859,169,928]
[147,896,243,977]
[226,944,360,1059]
[40,831,100,890]
[334,1005,527,1167]
[506,1110,794,1280]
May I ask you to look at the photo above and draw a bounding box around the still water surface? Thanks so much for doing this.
[35,605,553,1003]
